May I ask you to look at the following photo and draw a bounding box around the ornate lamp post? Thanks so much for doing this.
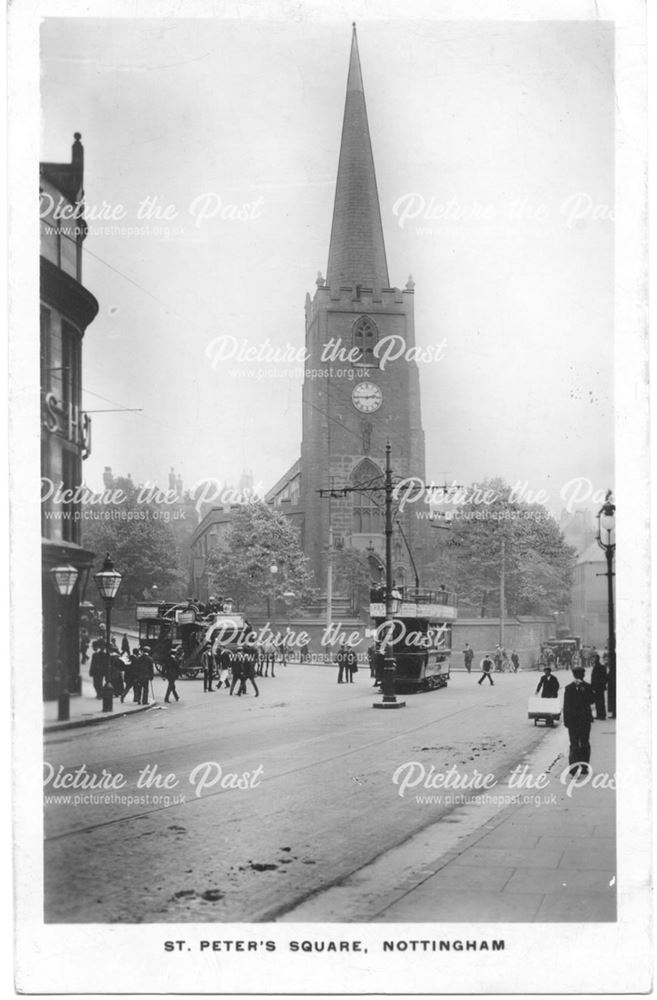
[283,589,295,663]
[93,553,123,713]
[596,491,615,718]
[49,563,79,721]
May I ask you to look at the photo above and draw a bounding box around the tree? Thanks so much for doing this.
[205,502,315,614]
[425,478,576,617]
[81,476,188,604]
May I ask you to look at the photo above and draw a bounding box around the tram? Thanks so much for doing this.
[370,587,457,692]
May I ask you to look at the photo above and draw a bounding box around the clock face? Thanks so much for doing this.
[352,381,383,413]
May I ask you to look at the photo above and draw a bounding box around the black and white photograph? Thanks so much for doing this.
[9,0,650,994]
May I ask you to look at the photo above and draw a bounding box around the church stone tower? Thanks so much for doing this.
[300,26,426,591]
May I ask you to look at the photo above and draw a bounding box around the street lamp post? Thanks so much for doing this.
[283,589,295,663]
[93,553,123,713]
[596,492,616,718]
[49,563,79,721]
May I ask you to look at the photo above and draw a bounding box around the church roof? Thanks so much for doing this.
[326,25,390,291]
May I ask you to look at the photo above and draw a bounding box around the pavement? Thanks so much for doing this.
[281,715,616,923]
[43,675,154,731]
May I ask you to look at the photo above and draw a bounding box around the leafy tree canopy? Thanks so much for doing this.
[206,502,315,612]
[81,476,188,603]
[425,477,576,617]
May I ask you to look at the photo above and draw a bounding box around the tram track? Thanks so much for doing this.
[45,696,521,844]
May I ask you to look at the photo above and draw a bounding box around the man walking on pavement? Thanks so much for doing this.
[478,653,494,685]
[563,666,595,775]
[120,648,140,703]
[88,641,106,699]
[164,646,181,703]
[463,642,474,673]
[589,652,608,720]
[139,645,155,705]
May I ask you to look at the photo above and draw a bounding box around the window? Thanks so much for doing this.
[351,458,383,533]
[352,316,378,366]
[40,307,51,390]
[61,321,81,409]
[62,449,81,543]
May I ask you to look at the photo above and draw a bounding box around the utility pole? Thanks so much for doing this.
[373,442,405,709]
[326,522,333,633]
[500,537,506,649]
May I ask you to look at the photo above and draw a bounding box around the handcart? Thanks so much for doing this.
[527,695,561,727]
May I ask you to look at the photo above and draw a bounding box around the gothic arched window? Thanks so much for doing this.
[351,458,383,534]
[352,316,378,367]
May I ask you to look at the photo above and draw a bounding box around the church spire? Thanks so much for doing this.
[326,24,390,290]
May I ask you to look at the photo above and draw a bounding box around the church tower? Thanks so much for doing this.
[300,25,426,592]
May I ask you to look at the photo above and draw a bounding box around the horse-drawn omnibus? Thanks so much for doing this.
[135,601,247,678]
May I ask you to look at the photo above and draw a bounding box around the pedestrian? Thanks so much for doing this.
[164,647,181,703]
[462,643,474,673]
[121,633,131,656]
[373,646,386,688]
[367,643,377,679]
[229,647,244,696]
[535,665,560,698]
[218,645,232,688]
[511,649,520,673]
[139,645,155,705]
[238,644,260,697]
[493,647,503,672]
[120,649,140,703]
[563,666,595,775]
[589,653,607,720]
[109,650,125,698]
[88,641,106,699]
[336,643,349,684]
[346,646,358,683]
[478,653,494,686]
[202,642,214,692]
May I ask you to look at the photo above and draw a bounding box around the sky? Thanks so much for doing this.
[40,16,615,516]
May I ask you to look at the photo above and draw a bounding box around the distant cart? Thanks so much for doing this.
[527,695,561,727]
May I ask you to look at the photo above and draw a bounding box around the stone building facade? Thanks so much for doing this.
[40,133,98,698]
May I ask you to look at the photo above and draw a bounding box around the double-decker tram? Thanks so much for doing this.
[370,586,457,692]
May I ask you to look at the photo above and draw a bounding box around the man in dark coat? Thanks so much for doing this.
[346,646,358,683]
[164,648,181,703]
[88,642,106,698]
[463,643,474,673]
[536,665,560,698]
[589,653,608,720]
[229,647,244,696]
[336,644,349,684]
[563,666,595,775]
[109,650,125,698]
[138,646,155,705]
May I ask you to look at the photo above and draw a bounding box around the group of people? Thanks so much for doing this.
[534,651,610,775]
[336,643,359,683]
[88,637,157,705]
[200,641,261,698]
[466,645,520,684]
